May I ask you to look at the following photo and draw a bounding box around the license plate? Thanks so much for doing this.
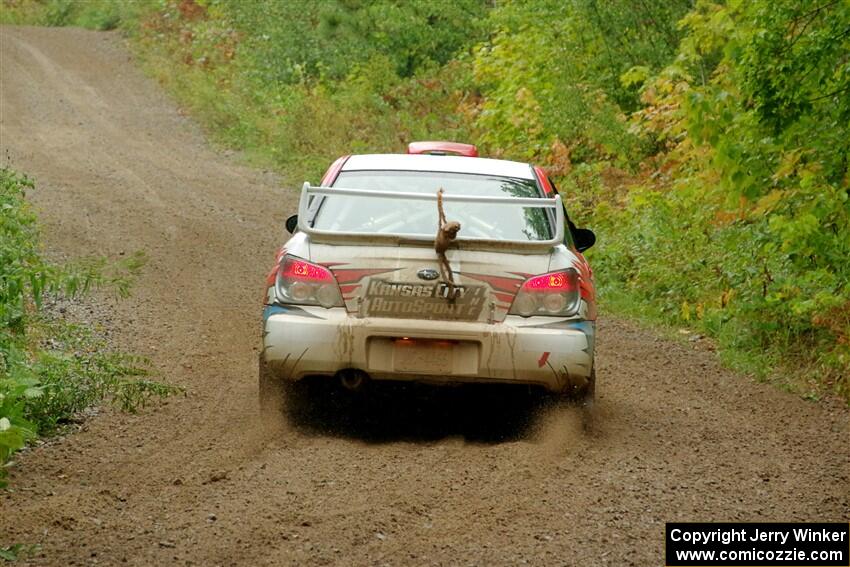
[393,339,454,374]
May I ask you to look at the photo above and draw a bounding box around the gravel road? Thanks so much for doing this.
[1,26,847,567]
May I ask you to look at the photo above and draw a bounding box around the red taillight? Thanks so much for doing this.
[509,269,581,317]
[522,271,578,292]
[281,257,334,282]
[273,255,342,308]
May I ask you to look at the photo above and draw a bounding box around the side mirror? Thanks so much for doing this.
[574,228,596,252]
[285,214,299,234]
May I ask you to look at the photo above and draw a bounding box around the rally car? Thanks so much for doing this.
[260,141,597,411]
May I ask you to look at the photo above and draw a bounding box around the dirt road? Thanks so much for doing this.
[0,26,847,567]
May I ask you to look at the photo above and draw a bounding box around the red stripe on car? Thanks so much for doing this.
[321,155,350,186]
[533,166,554,196]
[460,272,525,293]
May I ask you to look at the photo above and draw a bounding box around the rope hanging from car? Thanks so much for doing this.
[435,188,461,300]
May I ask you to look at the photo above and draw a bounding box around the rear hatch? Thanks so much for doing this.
[300,166,564,323]
[312,243,551,323]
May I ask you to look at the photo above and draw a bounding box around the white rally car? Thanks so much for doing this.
[260,142,597,410]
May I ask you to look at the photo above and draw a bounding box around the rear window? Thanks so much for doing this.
[311,170,553,241]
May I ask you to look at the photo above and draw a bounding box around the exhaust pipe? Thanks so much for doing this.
[338,369,368,391]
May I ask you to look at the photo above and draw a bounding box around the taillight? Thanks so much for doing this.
[509,269,581,317]
[274,255,343,308]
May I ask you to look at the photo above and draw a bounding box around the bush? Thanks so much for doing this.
[584,0,850,397]
[0,0,150,30]
[7,0,845,400]
[0,168,176,486]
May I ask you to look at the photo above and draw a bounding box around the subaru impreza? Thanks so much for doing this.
[260,141,597,410]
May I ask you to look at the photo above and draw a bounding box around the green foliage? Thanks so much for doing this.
[7,0,847,400]
[218,0,487,84]
[0,543,39,561]
[471,0,693,166]
[120,0,486,182]
[589,0,850,398]
[1,168,176,487]
[0,0,150,30]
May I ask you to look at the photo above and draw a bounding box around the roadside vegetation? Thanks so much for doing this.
[2,0,847,401]
[0,168,176,487]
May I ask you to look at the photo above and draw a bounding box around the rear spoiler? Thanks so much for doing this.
[297,183,564,253]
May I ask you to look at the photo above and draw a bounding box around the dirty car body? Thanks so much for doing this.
[261,145,597,401]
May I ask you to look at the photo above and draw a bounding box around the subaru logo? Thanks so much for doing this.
[417,268,439,281]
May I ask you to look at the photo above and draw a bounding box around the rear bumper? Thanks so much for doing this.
[262,305,594,393]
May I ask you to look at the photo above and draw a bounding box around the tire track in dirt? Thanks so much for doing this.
[1,26,847,567]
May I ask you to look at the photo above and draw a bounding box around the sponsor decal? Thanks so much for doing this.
[365,279,486,320]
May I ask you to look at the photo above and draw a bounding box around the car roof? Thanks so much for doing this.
[341,154,536,180]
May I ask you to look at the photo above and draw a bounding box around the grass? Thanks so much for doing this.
[1,166,179,489]
[598,285,827,401]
